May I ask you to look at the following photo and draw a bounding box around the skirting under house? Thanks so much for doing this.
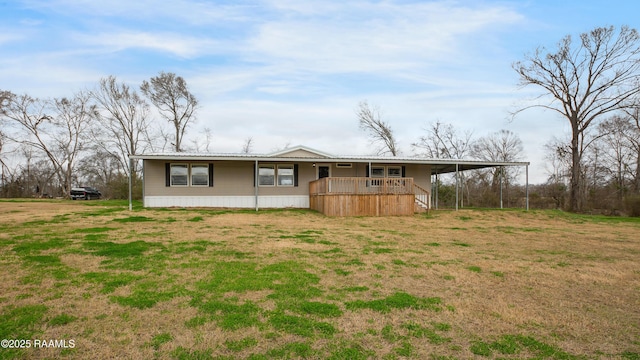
[143,195,309,209]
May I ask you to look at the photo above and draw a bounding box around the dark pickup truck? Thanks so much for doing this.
[70,187,102,200]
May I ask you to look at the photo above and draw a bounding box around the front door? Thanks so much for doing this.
[318,165,330,179]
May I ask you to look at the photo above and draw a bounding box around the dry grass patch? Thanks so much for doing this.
[0,201,638,359]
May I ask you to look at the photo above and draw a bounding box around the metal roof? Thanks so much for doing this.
[130,145,529,175]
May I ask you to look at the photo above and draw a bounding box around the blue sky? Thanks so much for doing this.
[1,0,639,183]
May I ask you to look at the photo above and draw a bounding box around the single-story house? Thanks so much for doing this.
[130,145,530,216]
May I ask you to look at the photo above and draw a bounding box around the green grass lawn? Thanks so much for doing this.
[0,199,638,359]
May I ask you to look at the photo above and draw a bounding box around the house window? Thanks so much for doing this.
[191,164,209,186]
[259,165,275,186]
[278,165,294,186]
[371,166,385,177]
[170,164,188,186]
[168,163,212,187]
[387,166,402,178]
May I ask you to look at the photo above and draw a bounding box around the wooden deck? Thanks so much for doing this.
[309,177,424,216]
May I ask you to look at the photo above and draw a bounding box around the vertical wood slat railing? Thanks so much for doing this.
[309,177,414,195]
[413,183,431,211]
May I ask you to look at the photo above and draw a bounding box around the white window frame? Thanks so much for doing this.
[170,164,189,187]
[277,164,294,187]
[369,166,385,187]
[335,163,352,168]
[191,164,209,187]
[387,166,402,178]
[258,164,275,187]
[371,166,385,178]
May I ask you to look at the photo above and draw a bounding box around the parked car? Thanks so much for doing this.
[70,187,102,200]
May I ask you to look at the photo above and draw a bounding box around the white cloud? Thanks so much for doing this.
[20,0,254,25]
[72,31,221,59]
[0,33,23,45]
[262,0,344,16]
[3,0,564,184]
[243,1,523,74]
[0,51,103,97]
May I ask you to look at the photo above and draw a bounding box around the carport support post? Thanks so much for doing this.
[128,156,133,211]
[526,164,529,211]
[500,166,503,209]
[455,163,459,211]
[435,170,439,210]
[255,160,259,212]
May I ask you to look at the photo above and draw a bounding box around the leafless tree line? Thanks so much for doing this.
[357,101,526,209]
[543,112,640,214]
[514,25,640,212]
[0,72,198,199]
[360,97,640,213]
[358,25,640,214]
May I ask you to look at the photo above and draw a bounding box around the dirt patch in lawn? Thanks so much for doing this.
[0,200,87,224]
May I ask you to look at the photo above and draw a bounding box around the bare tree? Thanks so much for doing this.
[594,116,638,199]
[202,128,213,153]
[412,120,473,159]
[1,91,95,197]
[141,72,198,152]
[412,121,474,207]
[0,130,5,179]
[544,137,572,183]
[472,130,524,205]
[513,25,640,212]
[543,137,573,209]
[242,137,254,154]
[190,127,213,152]
[622,106,640,192]
[0,90,10,192]
[0,123,10,197]
[50,92,97,194]
[77,148,124,198]
[356,101,398,156]
[91,76,151,175]
[473,130,523,163]
[271,141,292,152]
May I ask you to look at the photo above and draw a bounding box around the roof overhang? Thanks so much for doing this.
[130,152,529,175]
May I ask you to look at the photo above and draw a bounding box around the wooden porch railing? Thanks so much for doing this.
[413,183,431,211]
[309,177,414,195]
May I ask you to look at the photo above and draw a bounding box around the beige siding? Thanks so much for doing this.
[405,164,431,189]
[331,164,358,177]
[258,163,315,196]
[145,160,254,197]
[322,163,432,179]
[143,160,431,199]
[277,149,325,158]
[144,160,316,197]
